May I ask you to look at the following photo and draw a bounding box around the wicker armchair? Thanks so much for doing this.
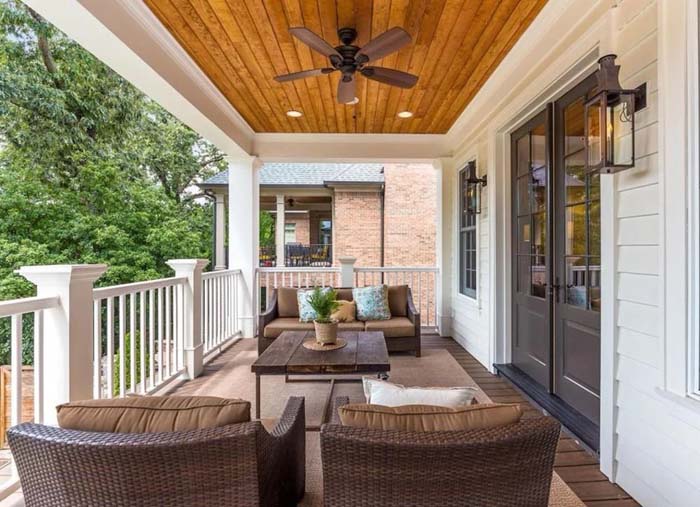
[8,397,306,507]
[321,397,560,507]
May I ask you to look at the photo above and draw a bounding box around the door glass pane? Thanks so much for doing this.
[564,97,585,155]
[518,217,531,254]
[532,167,547,212]
[565,157,586,204]
[589,256,601,311]
[565,204,587,256]
[565,256,587,307]
[532,124,546,169]
[589,172,600,201]
[589,200,601,257]
[533,212,546,256]
[517,176,530,215]
[517,135,529,175]
[586,98,602,167]
[531,255,547,298]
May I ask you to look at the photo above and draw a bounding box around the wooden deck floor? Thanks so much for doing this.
[422,335,638,507]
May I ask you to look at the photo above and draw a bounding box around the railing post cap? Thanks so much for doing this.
[166,259,209,271]
[338,256,357,265]
[16,264,107,284]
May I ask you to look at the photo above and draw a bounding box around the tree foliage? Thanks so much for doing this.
[0,1,227,363]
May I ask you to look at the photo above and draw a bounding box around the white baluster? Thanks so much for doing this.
[106,297,114,398]
[93,300,102,399]
[33,310,43,423]
[118,295,126,397]
[10,315,22,427]
[129,293,136,393]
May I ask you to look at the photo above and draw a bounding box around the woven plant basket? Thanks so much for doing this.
[314,320,338,344]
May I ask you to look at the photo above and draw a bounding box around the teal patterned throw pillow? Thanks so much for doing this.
[297,287,331,322]
[353,285,391,321]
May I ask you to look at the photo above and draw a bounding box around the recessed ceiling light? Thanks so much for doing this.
[397,111,413,118]
[286,110,303,118]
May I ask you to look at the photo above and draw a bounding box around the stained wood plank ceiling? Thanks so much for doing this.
[144,0,548,134]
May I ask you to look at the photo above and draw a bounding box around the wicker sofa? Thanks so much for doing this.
[258,285,421,357]
[8,397,306,507]
[321,397,561,507]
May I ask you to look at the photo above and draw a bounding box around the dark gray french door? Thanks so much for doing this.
[511,74,601,426]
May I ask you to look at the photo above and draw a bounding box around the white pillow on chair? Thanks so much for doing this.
[362,377,478,408]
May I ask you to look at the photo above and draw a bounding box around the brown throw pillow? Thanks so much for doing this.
[338,403,522,432]
[331,300,356,322]
[57,396,250,433]
[388,285,409,317]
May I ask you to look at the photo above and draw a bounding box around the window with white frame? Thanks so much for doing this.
[459,165,477,298]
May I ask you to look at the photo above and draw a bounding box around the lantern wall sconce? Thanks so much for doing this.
[584,54,647,174]
[462,160,487,215]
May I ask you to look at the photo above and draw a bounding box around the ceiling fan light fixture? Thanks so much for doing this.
[286,110,303,118]
[397,111,413,118]
[349,97,360,105]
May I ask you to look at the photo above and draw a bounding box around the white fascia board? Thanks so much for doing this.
[252,133,451,163]
[24,0,253,157]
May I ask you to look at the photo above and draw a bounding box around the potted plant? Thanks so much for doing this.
[307,287,340,345]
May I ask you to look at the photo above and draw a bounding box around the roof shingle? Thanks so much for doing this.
[200,163,384,187]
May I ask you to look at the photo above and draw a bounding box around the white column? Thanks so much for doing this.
[18,264,106,425]
[214,192,227,270]
[275,193,286,267]
[228,156,261,338]
[435,158,453,336]
[166,259,208,379]
[339,256,357,288]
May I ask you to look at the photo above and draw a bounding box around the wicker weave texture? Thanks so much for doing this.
[321,397,560,507]
[8,397,306,507]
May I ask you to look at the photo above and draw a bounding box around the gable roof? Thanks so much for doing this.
[200,163,384,188]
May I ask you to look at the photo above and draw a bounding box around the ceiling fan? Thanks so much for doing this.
[274,26,418,104]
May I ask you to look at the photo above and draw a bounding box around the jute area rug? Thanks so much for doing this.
[174,339,585,507]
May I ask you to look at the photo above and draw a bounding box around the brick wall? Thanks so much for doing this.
[333,190,382,266]
[383,163,437,267]
[284,213,310,244]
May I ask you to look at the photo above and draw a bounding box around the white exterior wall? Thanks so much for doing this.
[441,0,700,504]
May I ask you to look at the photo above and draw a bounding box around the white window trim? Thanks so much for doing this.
[660,0,700,403]
[453,152,481,307]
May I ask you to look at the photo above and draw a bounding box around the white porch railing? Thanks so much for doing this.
[256,262,440,329]
[92,276,188,398]
[202,269,243,356]
[354,267,439,328]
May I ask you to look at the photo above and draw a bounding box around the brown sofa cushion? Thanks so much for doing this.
[336,288,354,301]
[339,321,365,332]
[338,403,522,432]
[57,396,250,433]
[277,287,299,318]
[365,317,415,337]
[388,285,408,317]
[263,317,314,338]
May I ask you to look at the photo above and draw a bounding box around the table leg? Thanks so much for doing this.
[255,374,261,420]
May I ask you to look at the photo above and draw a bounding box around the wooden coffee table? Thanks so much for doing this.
[251,330,390,426]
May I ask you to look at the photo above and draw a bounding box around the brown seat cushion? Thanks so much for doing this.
[263,317,314,338]
[277,287,300,318]
[388,285,408,317]
[57,396,251,433]
[365,317,415,337]
[339,321,365,332]
[338,403,522,432]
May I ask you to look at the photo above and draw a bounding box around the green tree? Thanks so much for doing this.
[0,1,226,364]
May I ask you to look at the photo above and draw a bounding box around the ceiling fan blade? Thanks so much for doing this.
[289,27,342,59]
[274,68,335,82]
[356,27,411,63]
[361,67,418,88]
[337,76,356,104]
